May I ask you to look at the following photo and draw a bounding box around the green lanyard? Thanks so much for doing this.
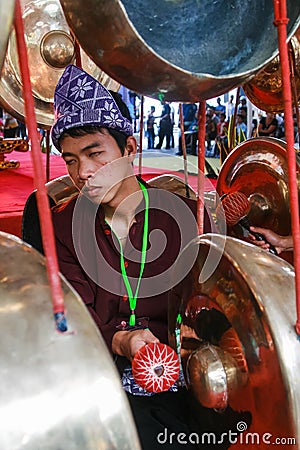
[109,182,149,327]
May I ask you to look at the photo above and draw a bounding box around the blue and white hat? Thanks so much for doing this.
[51,65,133,150]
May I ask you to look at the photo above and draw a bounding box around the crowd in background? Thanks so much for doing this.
[142,94,300,157]
[0,95,299,156]
[0,107,27,140]
[0,107,48,145]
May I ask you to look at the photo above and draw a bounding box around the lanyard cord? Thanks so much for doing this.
[108,182,149,327]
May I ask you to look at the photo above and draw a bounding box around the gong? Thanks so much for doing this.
[169,234,298,449]
[59,0,300,101]
[0,231,140,449]
[216,137,300,236]
[243,27,300,112]
[148,174,197,200]
[0,0,119,129]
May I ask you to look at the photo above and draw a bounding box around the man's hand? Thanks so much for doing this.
[112,328,159,361]
[249,227,293,254]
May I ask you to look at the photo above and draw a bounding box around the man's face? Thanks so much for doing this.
[60,128,136,204]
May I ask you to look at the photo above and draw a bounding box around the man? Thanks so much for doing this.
[238,96,247,125]
[155,102,172,149]
[226,94,235,119]
[51,65,214,449]
[182,103,197,131]
[205,107,219,156]
[236,113,247,138]
[215,97,226,117]
[146,105,156,149]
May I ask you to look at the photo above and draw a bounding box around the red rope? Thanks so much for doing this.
[273,0,300,334]
[46,129,50,182]
[178,103,190,198]
[197,101,206,235]
[14,0,66,319]
[73,33,82,69]
[138,96,144,177]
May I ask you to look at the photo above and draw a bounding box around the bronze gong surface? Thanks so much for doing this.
[0,0,119,129]
[243,27,300,112]
[216,137,300,236]
[60,0,300,101]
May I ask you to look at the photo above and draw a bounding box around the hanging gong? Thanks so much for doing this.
[216,137,300,237]
[0,231,140,449]
[243,26,300,112]
[59,0,300,102]
[169,234,298,448]
[0,0,15,73]
[0,0,119,129]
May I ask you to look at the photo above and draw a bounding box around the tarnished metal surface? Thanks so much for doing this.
[46,174,78,205]
[148,174,197,199]
[0,0,14,72]
[60,0,300,101]
[169,234,298,448]
[216,137,300,236]
[0,232,140,450]
[0,0,119,129]
[243,27,300,112]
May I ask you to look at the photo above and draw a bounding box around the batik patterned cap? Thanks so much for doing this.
[51,65,133,150]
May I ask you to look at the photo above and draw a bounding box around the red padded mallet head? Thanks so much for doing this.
[132,342,180,393]
[216,191,278,255]
[216,191,250,226]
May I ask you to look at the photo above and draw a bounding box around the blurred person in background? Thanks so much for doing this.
[258,112,278,137]
[3,111,18,138]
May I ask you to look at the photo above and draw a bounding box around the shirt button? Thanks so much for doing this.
[104,229,111,235]
[122,294,128,301]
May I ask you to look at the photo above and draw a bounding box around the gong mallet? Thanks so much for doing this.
[217,191,278,256]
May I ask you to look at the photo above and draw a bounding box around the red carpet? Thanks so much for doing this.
[0,151,216,238]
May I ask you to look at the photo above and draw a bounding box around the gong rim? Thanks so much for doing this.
[0,0,15,73]
[148,174,197,200]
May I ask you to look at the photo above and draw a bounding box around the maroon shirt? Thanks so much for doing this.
[52,182,213,352]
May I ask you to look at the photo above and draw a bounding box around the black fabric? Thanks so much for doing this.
[127,388,252,450]
[127,390,197,450]
[22,191,55,254]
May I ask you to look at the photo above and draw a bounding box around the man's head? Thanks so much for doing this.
[51,64,133,152]
[51,65,138,204]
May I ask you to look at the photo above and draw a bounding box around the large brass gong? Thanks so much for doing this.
[0,232,140,450]
[59,0,300,101]
[169,234,298,449]
[0,0,119,129]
